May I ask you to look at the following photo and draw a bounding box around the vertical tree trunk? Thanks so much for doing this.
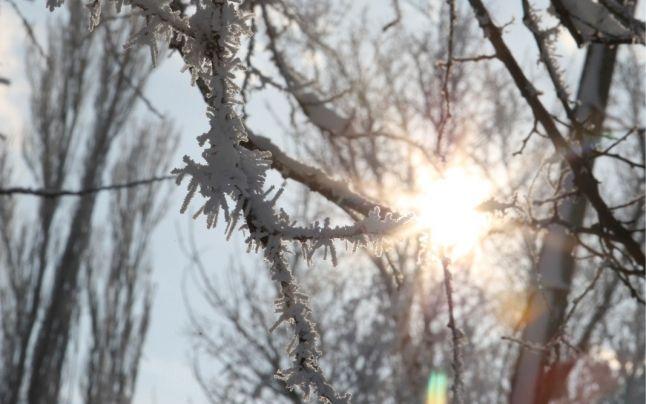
[509,34,621,404]
[27,131,113,404]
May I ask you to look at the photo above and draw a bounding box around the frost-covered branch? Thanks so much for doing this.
[244,132,395,217]
[163,2,393,220]
[43,0,369,400]
[165,3,349,397]
[267,241,351,403]
[283,208,409,242]
[281,208,410,267]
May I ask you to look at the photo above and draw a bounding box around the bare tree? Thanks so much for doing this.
[83,123,176,404]
[0,2,176,403]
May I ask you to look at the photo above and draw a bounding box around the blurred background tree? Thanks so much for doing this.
[0,1,177,403]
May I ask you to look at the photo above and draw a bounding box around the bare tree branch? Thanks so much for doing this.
[468,0,645,267]
[0,175,173,198]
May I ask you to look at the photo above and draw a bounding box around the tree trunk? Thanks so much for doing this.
[509,33,621,404]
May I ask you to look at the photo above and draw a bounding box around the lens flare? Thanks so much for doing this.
[426,371,448,404]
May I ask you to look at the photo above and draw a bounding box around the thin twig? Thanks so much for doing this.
[593,150,646,169]
[562,266,604,327]
[436,0,457,156]
[0,175,173,198]
[513,119,539,156]
[437,54,496,65]
[610,194,645,210]
[501,336,549,353]
[102,25,165,119]
[4,0,48,60]
[382,0,402,32]
[600,127,640,154]
[532,190,579,206]
[334,130,440,169]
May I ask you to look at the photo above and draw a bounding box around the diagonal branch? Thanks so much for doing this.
[243,133,393,217]
[521,0,577,124]
[467,0,645,267]
[4,0,48,60]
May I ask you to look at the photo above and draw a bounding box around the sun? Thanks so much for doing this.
[397,165,492,259]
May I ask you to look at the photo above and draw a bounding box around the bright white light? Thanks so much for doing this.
[399,166,492,259]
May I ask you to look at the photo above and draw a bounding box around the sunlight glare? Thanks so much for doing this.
[400,165,492,259]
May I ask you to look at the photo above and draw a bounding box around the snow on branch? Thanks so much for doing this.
[245,132,394,217]
[284,208,409,242]
[268,241,351,403]
[282,208,411,266]
[165,3,348,397]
